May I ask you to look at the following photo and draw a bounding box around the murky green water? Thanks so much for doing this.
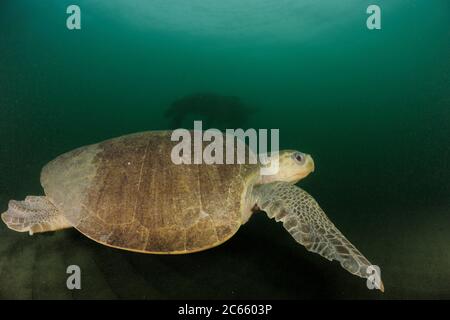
[0,0,449,299]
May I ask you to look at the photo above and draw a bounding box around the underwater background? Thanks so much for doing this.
[0,0,449,299]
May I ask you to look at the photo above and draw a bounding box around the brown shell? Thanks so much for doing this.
[40,131,256,253]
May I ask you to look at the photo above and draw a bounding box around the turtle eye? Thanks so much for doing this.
[293,152,305,164]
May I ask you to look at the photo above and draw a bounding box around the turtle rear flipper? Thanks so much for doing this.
[1,196,71,235]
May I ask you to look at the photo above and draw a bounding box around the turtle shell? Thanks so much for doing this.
[40,131,256,253]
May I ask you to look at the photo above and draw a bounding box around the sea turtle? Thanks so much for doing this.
[1,130,383,291]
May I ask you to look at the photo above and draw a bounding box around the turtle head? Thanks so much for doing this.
[260,150,315,184]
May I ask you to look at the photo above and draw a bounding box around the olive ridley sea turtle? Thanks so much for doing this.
[1,130,383,291]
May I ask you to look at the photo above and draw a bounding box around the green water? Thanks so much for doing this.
[0,0,449,299]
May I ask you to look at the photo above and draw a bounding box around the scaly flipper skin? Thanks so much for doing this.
[253,182,384,291]
[1,196,72,235]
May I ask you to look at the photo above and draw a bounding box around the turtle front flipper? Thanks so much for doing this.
[1,196,72,235]
[253,182,384,292]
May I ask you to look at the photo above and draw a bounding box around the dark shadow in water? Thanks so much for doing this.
[165,92,257,130]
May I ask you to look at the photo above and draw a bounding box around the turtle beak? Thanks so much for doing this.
[307,155,315,173]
